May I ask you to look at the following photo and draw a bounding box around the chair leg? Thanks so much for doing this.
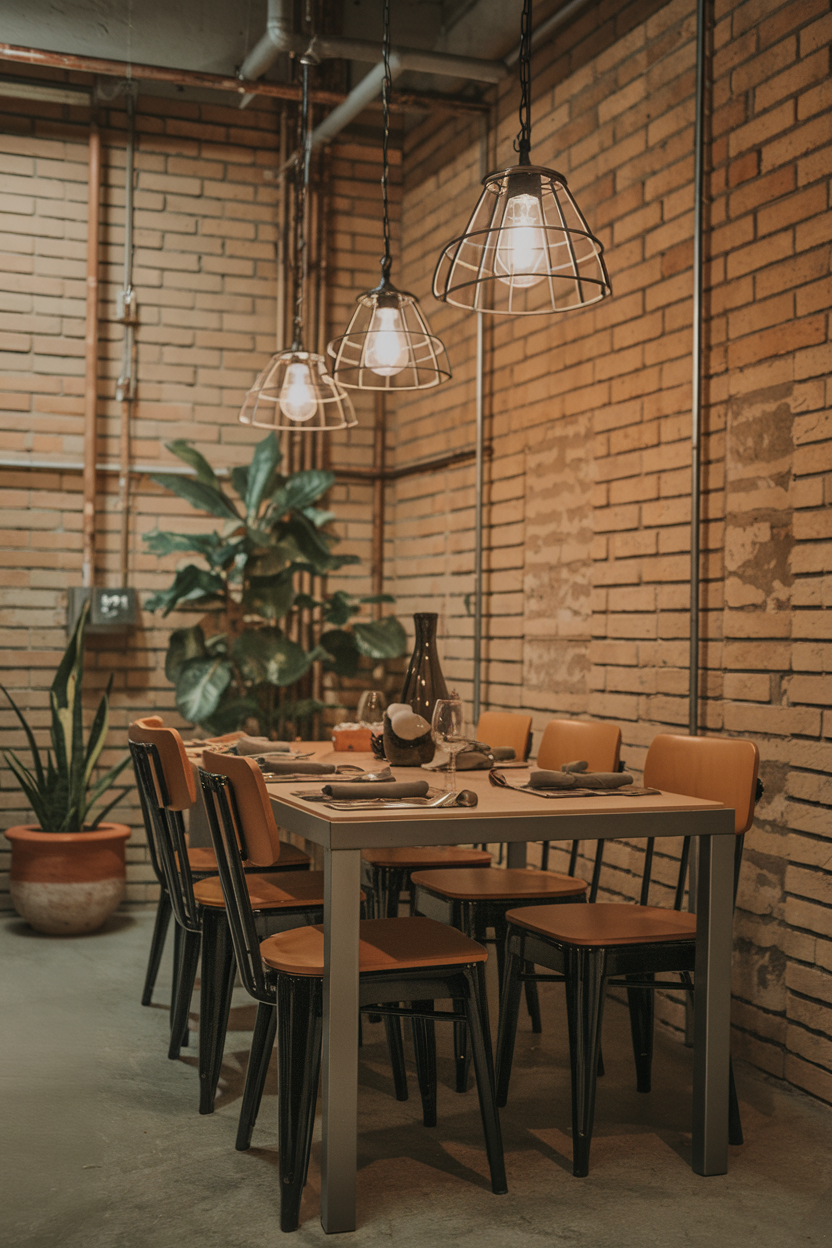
[198,907,236,1115]
[277,975,322,1234]
[382,1012,409,1102]
[410,1000,437,1127]
[495,941,525,1108]
[564,947,607,1178]
[464,963,508,1195]
[626,973,655,1093]
[524,963,543,1034]
[142,889,172,1006]
[729,1056,744,1146]
[452,999,470,1093]
[168,926,200,1061]
[236,1000,277,1151]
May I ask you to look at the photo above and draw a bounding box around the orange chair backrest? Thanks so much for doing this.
[536,719,621,773]
[644,734,759,836]
[201,750,282,868]
[476,711,533,760]
[128,717,196,811]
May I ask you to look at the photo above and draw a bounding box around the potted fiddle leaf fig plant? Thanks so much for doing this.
[2,601,133,935]
[143,432,406,737]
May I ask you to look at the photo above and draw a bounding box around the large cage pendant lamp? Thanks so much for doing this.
[240,64,356,431]
[432,0,612,316]
[327,0,450,391]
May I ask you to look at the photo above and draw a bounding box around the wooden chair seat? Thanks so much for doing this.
[186,839,310,875]
[260,916,488,977]
[193,870,330,912]
[411,866,587,902]
[506,901,698,947]
[361,846,492,869]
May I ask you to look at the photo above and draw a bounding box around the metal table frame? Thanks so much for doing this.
[268,775,735,1234]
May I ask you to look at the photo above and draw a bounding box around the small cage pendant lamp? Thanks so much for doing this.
[240,64,356,432]
[327,0,450,391]
[432,0,611,316]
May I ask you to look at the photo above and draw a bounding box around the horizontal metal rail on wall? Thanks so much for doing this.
[0,446,491,483]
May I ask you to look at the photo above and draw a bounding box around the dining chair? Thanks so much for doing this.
[495,732,760,1177]
[199,750,508,1231]
[128,719,332,1117]
[132,716,310,1009]
[476,710,533,761]
[410,718,622,1036]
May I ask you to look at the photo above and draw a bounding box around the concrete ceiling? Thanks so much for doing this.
[0,0,534,85]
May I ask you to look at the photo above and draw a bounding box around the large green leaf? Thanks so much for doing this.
[233,629,316,687]
[244,574,295,622]
[353,616,408,659]
[285,513,336,571]
[151,473,240,523]
[245,432,282,519]
[230,464,249,503]
[165,625,207,683]
[201,694,262,737]
[0,684,45,792]
[143,529,237,570]
[301,506,336,529]
[318,628,361,678]
[324,590,359,628]
[284,468,334,512]
[165,440,220,488]
[175,656,234,725]
[145,566,226,616]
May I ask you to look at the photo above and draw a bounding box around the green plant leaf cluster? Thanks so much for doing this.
[1,602,131,834]
[143,434,407,736]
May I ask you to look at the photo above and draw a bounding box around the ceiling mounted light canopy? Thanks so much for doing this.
[240,62,355,432]
[432,0,611,316]
[327,0,450,391]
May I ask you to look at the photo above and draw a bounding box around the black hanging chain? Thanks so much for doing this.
[291,61,312,350]
[515,0,533,163]
[380,0,393,281]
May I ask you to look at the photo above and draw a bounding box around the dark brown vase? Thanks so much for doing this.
[400,612,449,724]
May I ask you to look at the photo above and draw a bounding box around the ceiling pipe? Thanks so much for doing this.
[237,0,507,108]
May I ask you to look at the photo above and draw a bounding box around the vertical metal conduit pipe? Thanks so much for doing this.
[685,0,708,1048]
[690,0,707,738]
[82,121,101,590]
[472,113,489,725]
[118,89,137,585]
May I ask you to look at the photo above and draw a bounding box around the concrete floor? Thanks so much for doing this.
[2,909,830,1248]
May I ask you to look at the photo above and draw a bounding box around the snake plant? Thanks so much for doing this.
[1,601,131,833]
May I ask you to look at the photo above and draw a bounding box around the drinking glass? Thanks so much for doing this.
[357,689,386,726]
[430,696,469,793]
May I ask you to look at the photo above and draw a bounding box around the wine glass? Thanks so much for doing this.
[430,696,469,793]
[357,689,386,726]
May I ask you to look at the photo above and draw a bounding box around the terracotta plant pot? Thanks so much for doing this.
[4,823,131,935]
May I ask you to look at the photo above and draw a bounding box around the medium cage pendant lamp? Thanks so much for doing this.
[432,0,612,316]
[327,0,450,391]
[240,63,356,431]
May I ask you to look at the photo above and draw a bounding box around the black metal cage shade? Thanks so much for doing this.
[432,165,612,315]
[239,349,357,432]
[327,286,451,391]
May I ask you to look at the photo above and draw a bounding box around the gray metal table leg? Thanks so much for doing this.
[692,829,734,1175]
[321,846,361,1233]
[505,841,526,869]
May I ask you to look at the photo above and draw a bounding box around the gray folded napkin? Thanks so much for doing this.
[236,736,292,756]
[322,780,430,800]
[257,759,336,775]
[529,768,634,790]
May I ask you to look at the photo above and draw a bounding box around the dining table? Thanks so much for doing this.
[261,744,737,1235]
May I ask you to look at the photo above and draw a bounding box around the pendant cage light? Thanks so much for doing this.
[240,63,356,431]
[432,0,611,316]
[327,0,450,391]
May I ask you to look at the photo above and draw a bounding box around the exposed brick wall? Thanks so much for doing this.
[390,0,832,1105]
[0,87,388,906]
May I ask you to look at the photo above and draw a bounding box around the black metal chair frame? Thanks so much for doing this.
[495,831,746,1177]
[130,739,321,1117]
[200,766,508,1233]
[131,742,309,1012]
